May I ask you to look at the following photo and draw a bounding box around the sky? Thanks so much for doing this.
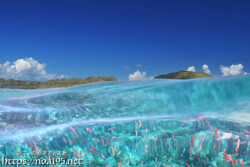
[0,0,250,81]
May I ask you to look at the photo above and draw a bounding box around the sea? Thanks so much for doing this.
[0,76,249,166]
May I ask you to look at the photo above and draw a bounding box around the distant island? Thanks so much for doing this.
[155,71,213,79]
[0,76,117,89]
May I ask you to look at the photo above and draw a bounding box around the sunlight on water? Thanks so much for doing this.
[0,76,249,166]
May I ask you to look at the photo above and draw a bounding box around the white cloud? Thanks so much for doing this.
[128,70,147,81]
[202,64,211,74]
[243,72,248,75]
[136,64,142,68]
[0,58,67,81]
[187,66,196,72]
[220,64,244,76]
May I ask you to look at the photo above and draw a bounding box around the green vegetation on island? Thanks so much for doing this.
[155,71,213,79]
[0,76,117,89]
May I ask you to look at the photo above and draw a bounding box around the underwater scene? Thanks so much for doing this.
[0,76,250,167]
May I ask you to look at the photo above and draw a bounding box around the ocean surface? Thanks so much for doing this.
[0,76,249,166]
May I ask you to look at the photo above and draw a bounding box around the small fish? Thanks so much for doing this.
[223,153,229,162]
[94,135,99,142]
[91,145,98,152]
[199,134,205,150]
[240,159,244,167]
[25,138,33,151]
[60,130,66,143]
[112,137,120,142]
[155,157,157,163]
[31,139,38,158]
[144,148,148,152]
[165,138,168,142]
[203,119,214,130]
[183,123,188,126]
[235,153,238,156]
[106,139,110,145]
[214,144,218,149]
[100,152,105,159]
[108,127,116,131]
[198,157,200,164]
[145,136,149,141]
[191,135,195,150]
[75,149,79,159]
[102,139,104,145]
[188,141,191,152]
[145,128,147,133]
[117,151,120,157]
[233,123,238,127]
[85,127,92,133]
[243,129,250,134]
[227,155,235,166]
[135,130,138,136]
[215,129,218,137]
[186,163,190,167]
[152,120,156,128]
[67,127,79,138]
[234,159,238,164]
[137,120,142,128]
[87,149,94,155]
[235,138,240,153]
[111,146,114,156]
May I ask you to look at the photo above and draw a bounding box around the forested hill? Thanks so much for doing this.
[0,76,117,89]
[155,71,213,79]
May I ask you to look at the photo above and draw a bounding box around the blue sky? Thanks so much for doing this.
[0,0,250,80]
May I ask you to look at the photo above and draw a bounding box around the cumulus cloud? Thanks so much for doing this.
[220,64,245,76]
[0,58,67,81]
[128,70,147,81]
[136,64,142,68]
[202,64,211,74]
[187,66,196,72]
[243,72,248,75]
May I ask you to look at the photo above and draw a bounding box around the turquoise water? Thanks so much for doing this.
[0,76,250,166]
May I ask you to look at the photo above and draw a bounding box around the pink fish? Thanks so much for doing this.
[94,135,99,142]
[67,127,79,138]
[199,134,205,150]
[85,127,92,133]
[234,159,238,164]
[60,130,66,143]
[25,138,33,151]
[112,137,120,142]
[87,149,94,155]
[137,120,142,128]
[102,139,104,145]
[106,139,110,145]
[215,129,218,137]
[240,159,244,167]
[155,157,157,163]
[31,139,38,158]
[188,141,191,152]
[203,119,213,130]
[191,135,195,150]
[100,152,105,159]
[214,144,218,149]
[243,129,250,134]
[144,148,148,152]
[91,145,98,152]
[235,138,240,153]
[108,127,116,131]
